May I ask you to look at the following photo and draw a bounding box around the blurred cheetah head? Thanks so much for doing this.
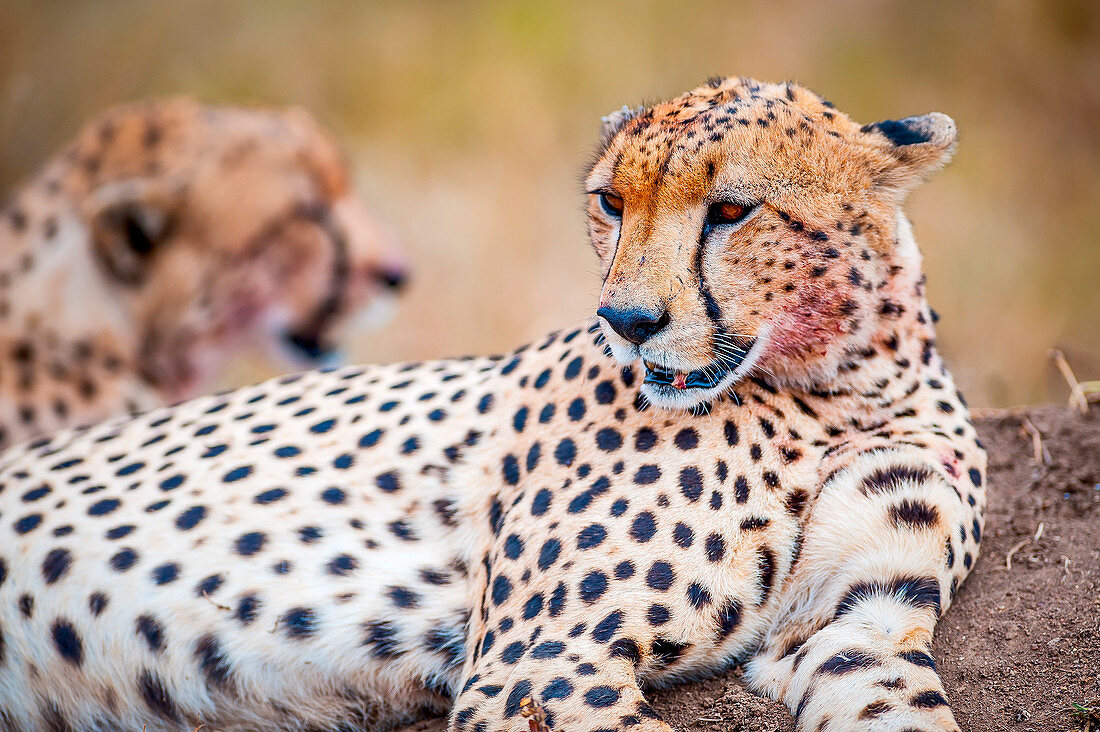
[13,98,408,403]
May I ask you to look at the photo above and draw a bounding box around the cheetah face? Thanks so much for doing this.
[76,100,409,401]
[585,77,956,410]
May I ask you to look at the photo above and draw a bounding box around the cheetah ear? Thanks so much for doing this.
[599,105,641,150]
[85,179,182,286]
[862,112,957,192]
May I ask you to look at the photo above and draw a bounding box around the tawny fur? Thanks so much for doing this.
[0,78,982,732]
[0,98,407,449]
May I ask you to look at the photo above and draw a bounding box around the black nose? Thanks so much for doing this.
[597,305,670,345]
[374,267,409,292]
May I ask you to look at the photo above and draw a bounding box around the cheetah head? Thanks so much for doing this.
[71,99,408,401]
[585,76,956,410]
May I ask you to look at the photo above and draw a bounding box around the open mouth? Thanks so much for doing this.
[642,338,757,391]
[282,329,339,364]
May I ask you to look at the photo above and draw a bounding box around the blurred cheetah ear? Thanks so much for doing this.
[862,112,957,192]
[85,179,182,286]
[599,105,641,150]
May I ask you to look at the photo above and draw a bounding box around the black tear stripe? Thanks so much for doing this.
[694,227,725,327]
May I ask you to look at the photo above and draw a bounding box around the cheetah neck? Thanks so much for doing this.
[786,213,951,429]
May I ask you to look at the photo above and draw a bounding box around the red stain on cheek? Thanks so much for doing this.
[768,283,849,358]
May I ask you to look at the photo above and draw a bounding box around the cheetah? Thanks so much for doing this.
[0,98,408,449]
[0,77,985,732]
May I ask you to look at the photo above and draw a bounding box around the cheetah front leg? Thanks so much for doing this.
[446,510,672,732]
[744,445,985,731]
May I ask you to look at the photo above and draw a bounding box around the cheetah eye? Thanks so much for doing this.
[706,201,754,227]
[597,192,624,218]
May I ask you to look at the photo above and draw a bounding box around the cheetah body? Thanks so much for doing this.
[0,79,985,732]
[0,99,407,449]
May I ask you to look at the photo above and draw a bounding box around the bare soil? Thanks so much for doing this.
[400,405,1100,732]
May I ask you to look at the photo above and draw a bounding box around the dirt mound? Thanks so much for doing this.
[400,405,1100,731]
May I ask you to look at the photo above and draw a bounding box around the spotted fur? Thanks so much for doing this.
[0,98,408,449]
[0,78,983,731]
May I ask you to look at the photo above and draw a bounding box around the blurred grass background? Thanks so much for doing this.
[1,0,1097,406]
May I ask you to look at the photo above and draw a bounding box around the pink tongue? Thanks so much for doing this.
[672,373,687,390]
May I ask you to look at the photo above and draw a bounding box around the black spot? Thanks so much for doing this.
[678,467,703,502]
[195,634,233,688]
[579,571,609,603]
[757,547,776,603]
[647,604,670,625]
[652,638,688,666]
[672,522,694,548]
[282,607,318,638]
[889,499,940,529]
[630,512,657,542]
[531,640,565,659]
[733,476,750,503]
[110,548,138,572]
[861,465,933,495]
[175,505,206,530]
[235,594,261,624]
[151,563,180,585]
[542,676,575,701]
[522,593,544,619]
[686,583,712,608]
[531,489,552,516]
[591,610,623,642]
[388,586,420,609]
[674,428,699,450]
[503,534,525,560]
[327,554,358,576]
[492,575,513,605]
[911,690,949,708]
[594,380,616,404]
[633,464,660,484]
[538,538,561,570]
[14,514,42,534]
[223,465,252,482]
[724,420,739,446]
[554,438,577,466]
[504,679,534,718]
[568,398,586,421]
[235,532,267,556]
[376,471,402,493]
[363,620,402,659]
[136,615,165,653]
[595,428,623,451]
[139,670,179,720]
[88,592,108,615]
[899,649,936,670]
[645,561,675,591]
[320,487,346,504]
[577,524,607,549]
[88,498,120,516]
[716,599,742,637]
[705,533,725,562]
[817,649,878,674]
[584,685,620,708]
[42,548,72,584]
[51,620,83,665]
[500,640,525,664]
[835,576,941,618]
